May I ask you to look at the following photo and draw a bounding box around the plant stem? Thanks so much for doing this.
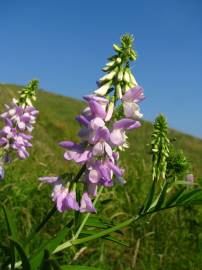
[53,215,138,254]
[52,202,183,255]
[25,164,86,245]
[73,186,104,240]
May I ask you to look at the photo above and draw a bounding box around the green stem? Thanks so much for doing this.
[25,165,86,245]
[53,215,138,254]
[73,186,104,240]
[52,202,181,255]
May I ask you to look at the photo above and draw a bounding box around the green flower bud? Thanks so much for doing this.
[106,60,115,67]
[117,69,124,81]
[94,81,112,96]
[116,84,122,99]
[128,70,138,86]
[99,69,117,83]
[102,66,110,72]
[123,69,131,83]
[113,44,122,53]
[116,57,122,64]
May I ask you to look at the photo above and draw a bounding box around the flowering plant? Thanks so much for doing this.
[1,35,202,270]
[0,80,39,180]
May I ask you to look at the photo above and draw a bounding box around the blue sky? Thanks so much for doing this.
[1,1,202,138]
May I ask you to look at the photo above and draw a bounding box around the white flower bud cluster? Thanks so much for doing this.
[93,34,139,100]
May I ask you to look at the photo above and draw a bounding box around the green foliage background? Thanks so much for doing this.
[1,84,202,270]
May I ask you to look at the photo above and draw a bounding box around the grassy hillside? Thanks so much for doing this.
[0,83,202,270]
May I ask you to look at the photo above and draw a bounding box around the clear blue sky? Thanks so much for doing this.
[1,1,202,138]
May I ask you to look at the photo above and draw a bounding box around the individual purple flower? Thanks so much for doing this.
[80,192,96,213]
[186,174,194,185]
[51,184,69,212]
[122,86,144,119]
[59,141,92,164]
[51,184,80,212]
[0,163,4,181]
[66,191,80,211]
[39,176,80,212]
[110,119,141,146]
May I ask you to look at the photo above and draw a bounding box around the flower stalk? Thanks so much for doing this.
[40,34,144,215]
[0,80,39,180]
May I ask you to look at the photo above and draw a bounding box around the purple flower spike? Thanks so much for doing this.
[0,98,38,163]
[122,86,144,120]
[80,192,96,213]
[52,184,68,212]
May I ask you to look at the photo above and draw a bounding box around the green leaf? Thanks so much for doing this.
[164,187,186,207]
[39,250,52,270]
[9,238,31,270]
[1,204,18,269]
[85,216,115,230]
[175,189,202,206]
[1,204,18,239]
[80,229,128,247]
[61,266,103,270]
[141,180,156,214]
[53,217,136,254]
[153,181,169,210]
[30,220,73,270]
[49,259,62,270]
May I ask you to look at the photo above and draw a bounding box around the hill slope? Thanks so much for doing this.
[0,84,202,270]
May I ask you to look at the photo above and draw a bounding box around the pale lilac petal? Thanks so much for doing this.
[104,142,113,158]
[92,142,104,156]
[0,165,4,181]
[122,86,144,102]
[98,164,111,182]
[39,176,61,184]
[80,192,96,213]
[110,129,125,146]
[123,102,143,119]
[127,121,141,130]
[59,141,76,149]
[87,182,97,196]
[108,162,124,177]
[89,169,100,183]
[94,127,110,142]
[0,138,7,146]
[89,100,106,119]
[66,191,79,210]
[76,115,90,127]
[64,149,91,163]
[89,117,105,130]
[84,95,109,105]
[113,119,137,130]
[51,185,69,212]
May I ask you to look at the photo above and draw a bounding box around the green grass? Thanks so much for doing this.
[0,83,202,270]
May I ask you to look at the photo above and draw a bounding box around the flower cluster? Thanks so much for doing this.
[0,100,38,159]
[41,86,144,213]
[40,34,145,213]
[0,80,39,180]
